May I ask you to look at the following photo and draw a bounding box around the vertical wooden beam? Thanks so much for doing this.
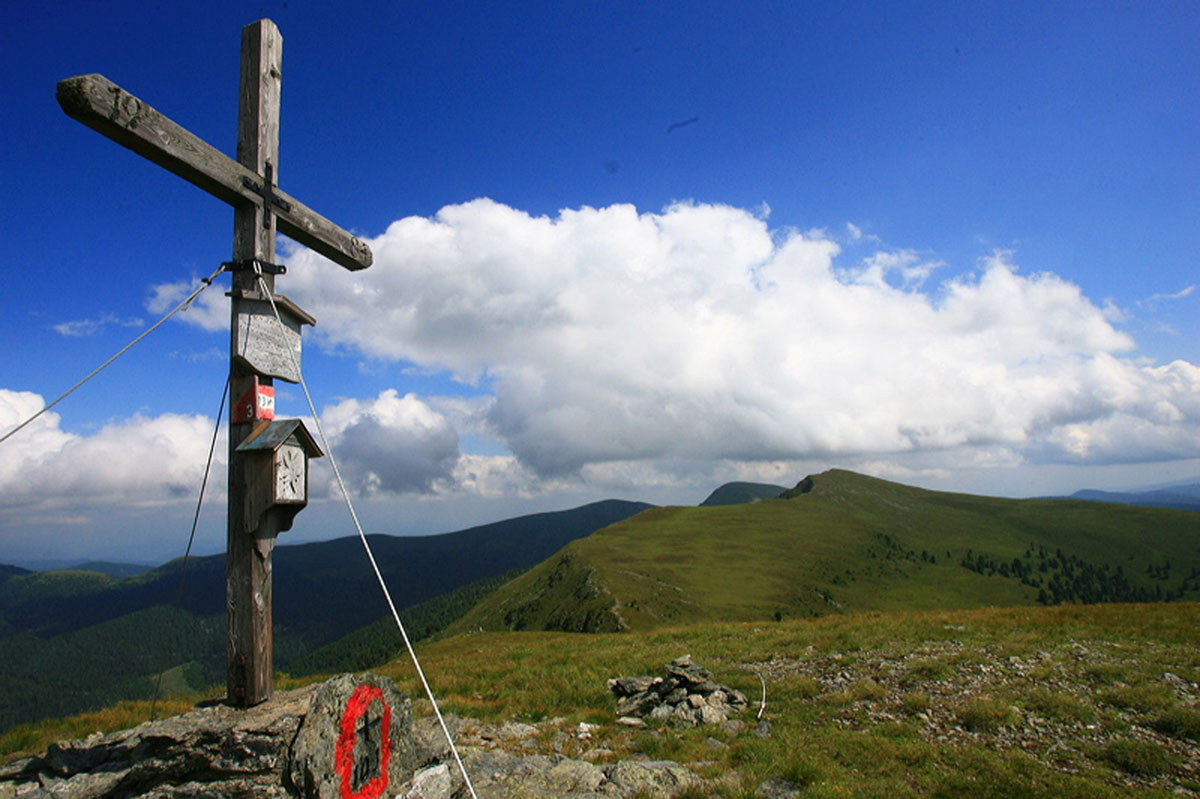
[60,16,371,711]
[227,18,284,708]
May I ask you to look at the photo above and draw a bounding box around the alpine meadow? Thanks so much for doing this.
[3,471,1199,796]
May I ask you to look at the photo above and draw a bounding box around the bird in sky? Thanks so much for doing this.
[666,116,699,134]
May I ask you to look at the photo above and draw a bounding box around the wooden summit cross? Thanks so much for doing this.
[58,19,372,707]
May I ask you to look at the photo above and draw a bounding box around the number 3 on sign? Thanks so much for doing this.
[232,378,275,424]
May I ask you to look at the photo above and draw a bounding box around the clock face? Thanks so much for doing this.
[275,443,306,503]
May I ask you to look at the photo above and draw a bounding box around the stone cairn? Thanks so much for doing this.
[608,655,748,726]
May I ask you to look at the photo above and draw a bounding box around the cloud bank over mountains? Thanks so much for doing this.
[285,198,1199,477]
[3,199,1198,524]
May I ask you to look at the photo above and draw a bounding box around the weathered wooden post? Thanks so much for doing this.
[226,18,288,710]
[57,18,372,707]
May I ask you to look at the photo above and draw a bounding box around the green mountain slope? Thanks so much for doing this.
[452,469,1200,634]
[698,481,786,506]
[283,569,524,677]
[0,565,32,584]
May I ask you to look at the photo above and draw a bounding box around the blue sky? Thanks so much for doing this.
[1,1,1197,566]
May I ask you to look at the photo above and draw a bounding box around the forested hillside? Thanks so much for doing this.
[0,499,652,731]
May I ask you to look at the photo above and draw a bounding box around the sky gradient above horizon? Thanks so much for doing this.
[2,1,1197,566]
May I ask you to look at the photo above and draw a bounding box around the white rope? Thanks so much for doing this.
[0,264,226,447]
[254,273,478,799]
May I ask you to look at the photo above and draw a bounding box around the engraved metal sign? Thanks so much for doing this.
[234,297,305,383]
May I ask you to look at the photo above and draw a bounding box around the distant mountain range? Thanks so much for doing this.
[11,560,156,578]
[1047,484,1200,512]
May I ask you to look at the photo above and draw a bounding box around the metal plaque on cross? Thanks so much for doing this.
[232,292,315,383]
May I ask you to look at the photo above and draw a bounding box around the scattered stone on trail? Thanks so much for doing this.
[608,654,749,726]
[401,763,453,799]
[756,776,802,798]
[1162,671,1198,698]
[394,749,702,799]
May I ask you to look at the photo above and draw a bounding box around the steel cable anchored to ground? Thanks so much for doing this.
[255,271,479,799]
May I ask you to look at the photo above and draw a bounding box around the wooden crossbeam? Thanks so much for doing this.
[57,72,372,272]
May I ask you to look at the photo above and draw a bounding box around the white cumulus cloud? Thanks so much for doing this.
[0,389,222,515]
[271,198,1196,479]
[316,390,462,496]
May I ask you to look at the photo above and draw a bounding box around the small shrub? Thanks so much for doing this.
[956,697,1017,732]
[1150,706,1200,742]
[1103,739,1175,777]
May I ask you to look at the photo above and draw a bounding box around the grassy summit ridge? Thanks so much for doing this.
[698,481,788,506]
[452,469,1200,634]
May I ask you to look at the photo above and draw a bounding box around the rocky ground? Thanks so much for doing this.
[413,635,1200,797]
[744,633,1200,796]
[3,638,1197,798]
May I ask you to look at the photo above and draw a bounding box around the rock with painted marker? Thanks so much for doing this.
[289,672,420,799]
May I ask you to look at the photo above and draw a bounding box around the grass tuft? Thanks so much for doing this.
[780,675,821,699]
[1102,738,1175,776]
[1150,706,1200,741]
[902,657,952,685]
[851,678,888,702]
[1096,683,1176,713]
[955,697,1017,733]
[1022,687,1095,724]
[900,691,930,714]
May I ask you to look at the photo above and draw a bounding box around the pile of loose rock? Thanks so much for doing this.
[609,655,748,726]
